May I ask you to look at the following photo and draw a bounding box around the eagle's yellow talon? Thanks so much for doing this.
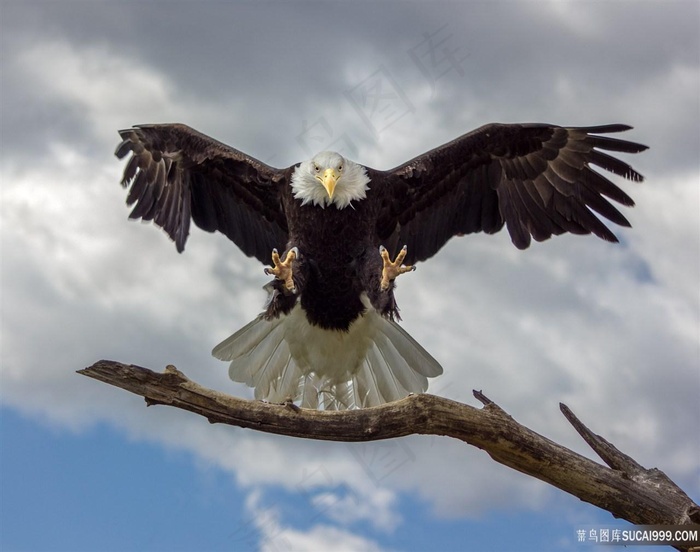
[265,247,298,292]
[380,245,415,291]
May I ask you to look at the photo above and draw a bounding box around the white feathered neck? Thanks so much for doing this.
[290,151,370,209]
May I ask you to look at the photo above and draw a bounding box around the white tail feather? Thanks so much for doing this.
[213,303,443,410]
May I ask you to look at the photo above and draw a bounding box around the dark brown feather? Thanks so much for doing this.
[373,123,647,262]
[116,124,289,259]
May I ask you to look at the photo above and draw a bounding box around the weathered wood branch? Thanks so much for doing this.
[79,360,700,551]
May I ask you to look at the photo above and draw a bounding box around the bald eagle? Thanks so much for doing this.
[115,123,647,409]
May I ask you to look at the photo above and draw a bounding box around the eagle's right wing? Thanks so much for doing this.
[374,123,648,264]
[115,124,289,264]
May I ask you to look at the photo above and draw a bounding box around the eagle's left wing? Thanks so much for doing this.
[373,123,648,264]
[115,124,289,264]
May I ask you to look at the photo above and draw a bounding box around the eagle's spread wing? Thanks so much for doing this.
[115,124,289,263]
[375,123,648,264]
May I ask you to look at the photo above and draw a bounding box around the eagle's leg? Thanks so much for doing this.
[379,245,415,291]
[265,247,298,293]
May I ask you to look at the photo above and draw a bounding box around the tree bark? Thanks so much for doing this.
[78,360,700,551]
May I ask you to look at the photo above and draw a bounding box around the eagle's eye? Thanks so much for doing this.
[338,165,343,171]
[314,165,320,172]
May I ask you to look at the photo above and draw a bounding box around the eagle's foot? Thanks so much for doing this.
[265,247,298,293]
[379,245,415,291]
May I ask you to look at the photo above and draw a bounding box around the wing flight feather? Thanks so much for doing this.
[115,123,289,263]
[374,123,647,262]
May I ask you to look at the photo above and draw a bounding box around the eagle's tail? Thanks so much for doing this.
[212,305,443,410]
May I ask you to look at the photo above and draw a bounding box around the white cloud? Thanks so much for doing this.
[312,487,399,532]
[243,488,389,552]
[13,40,174,147]
[263,524,387,552]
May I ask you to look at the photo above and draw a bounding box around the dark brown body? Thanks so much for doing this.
[266,174,397,331]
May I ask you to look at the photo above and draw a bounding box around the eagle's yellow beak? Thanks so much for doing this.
[321,168,339,199]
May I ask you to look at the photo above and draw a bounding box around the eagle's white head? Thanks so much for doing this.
[290,151,370,209]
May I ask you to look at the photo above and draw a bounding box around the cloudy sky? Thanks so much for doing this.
[1,1,698,550]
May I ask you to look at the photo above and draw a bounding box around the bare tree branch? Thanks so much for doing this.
[78,360,700,551]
